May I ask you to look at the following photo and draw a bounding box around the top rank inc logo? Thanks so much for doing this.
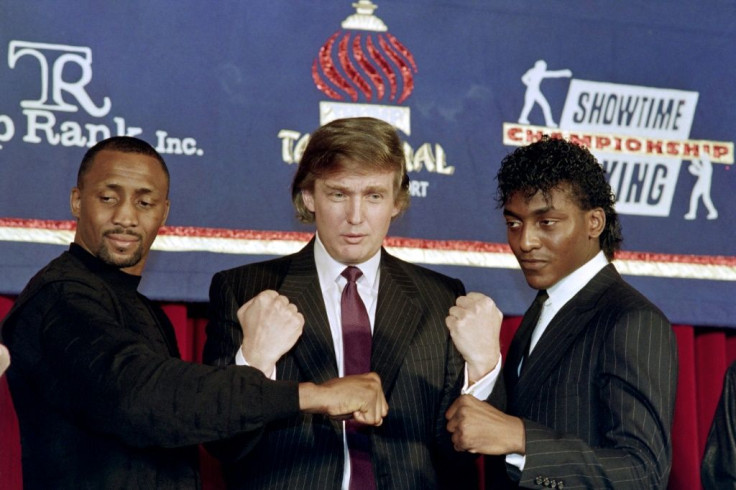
[503,59,733,221]
[278,0,455,199]
[1,40,204,155]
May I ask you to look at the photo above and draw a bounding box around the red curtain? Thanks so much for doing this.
[1,296,734,490]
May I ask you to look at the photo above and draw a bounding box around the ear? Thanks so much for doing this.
[160,200,171,227]
[391,201,401,218]
[301,189,315,213]
[588,207,605,239]
[70,188,81,219]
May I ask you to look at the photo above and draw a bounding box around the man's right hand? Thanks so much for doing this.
[238,290,304,376]
[298,372,388,426]
[446,292,503,383]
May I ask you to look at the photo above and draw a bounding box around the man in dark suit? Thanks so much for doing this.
[0,136,387,489]
[203,117,501,489]
[445,137,678,489]
[702,360,736,489]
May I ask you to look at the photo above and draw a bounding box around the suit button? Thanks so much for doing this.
[535,476,544,485]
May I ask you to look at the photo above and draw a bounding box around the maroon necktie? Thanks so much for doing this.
[340,266,376,490]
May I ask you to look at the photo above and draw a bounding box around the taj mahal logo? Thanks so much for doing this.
[312,0,417,136]
[278,0,455,199]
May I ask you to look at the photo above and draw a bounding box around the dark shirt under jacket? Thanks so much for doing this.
[1,244,299,490]
[702,361,736,489]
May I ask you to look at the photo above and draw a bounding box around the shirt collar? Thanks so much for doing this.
[313,233,381,290]
[546,250,608,309]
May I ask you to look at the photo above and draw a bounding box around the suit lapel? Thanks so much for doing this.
[512,264,620,411]
[371,251,422,398]
[278,240,339,384]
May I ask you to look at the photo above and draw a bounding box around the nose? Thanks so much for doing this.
[518,224,540,252]
[112,200,138,228]
[346,197,364,225]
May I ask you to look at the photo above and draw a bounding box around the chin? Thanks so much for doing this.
[523,274,549,291]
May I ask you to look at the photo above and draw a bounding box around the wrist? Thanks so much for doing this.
[467,353,499,383]
[241,345,275,377]
[298,382,325,413]
[514,416,526,455]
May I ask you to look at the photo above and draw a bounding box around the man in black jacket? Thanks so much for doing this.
[1,136,387,489]
[702,360,736,489]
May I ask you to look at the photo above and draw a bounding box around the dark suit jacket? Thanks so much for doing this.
[701,360,736,489]
[203,239,478,489]
[489,264,678,489]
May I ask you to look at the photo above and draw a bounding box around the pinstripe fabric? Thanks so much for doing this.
[203,239,478,489]
[496,264,678,489]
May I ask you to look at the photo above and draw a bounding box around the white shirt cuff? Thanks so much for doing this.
[506,452,526,471]
[461,355,501,399]
[236,348,276,379]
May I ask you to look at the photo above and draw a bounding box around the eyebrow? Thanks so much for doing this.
[503,205,555,219]
[323,182,390,194]
[103,183,159,196]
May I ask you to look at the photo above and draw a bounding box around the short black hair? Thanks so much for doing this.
[77,136,169,192]
[496,136,622,260]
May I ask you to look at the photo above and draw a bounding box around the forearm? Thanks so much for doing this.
[42,301,299,448]
[520,419,669,489]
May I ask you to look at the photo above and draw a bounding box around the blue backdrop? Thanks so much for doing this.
[1,1,734,327]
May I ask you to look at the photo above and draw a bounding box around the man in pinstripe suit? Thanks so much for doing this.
[203,117,500,489]
[446,137,678,489]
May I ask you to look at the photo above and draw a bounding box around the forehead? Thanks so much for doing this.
[83,150,168,192]
[506,185,578,212]
[317,168,396,189]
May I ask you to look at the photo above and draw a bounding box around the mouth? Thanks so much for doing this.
[342,233,366,244]
[518,258,546,271]
[104,231,141,250]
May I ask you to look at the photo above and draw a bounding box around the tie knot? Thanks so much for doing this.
[342,266,363,284]
[535,289,548,306]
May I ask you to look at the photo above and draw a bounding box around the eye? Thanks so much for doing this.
[505,220,521,230]
[367,193,383,202]
[99,194,116,204]
[539,219,557,227]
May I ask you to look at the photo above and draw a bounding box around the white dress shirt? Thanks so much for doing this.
[313,234,381,490]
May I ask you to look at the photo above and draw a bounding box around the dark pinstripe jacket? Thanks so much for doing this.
[490,264,678,489]
[202,239,478,489]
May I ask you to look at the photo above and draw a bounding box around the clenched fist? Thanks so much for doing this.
[446,292,503,383]
[299,372,388,426]
[446,395,525,455]
[239,290,304,376]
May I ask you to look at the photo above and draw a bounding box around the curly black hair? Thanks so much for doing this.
[496,136,622,260]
